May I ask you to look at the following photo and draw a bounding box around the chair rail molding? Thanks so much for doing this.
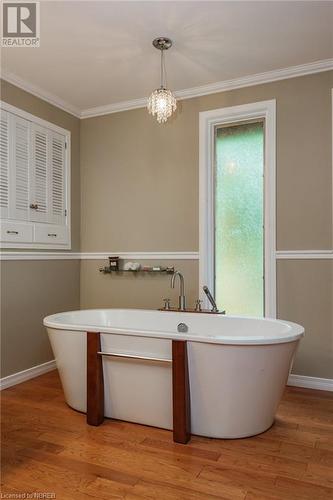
[0,251,199,261]
[0,252,82,260]
[276,250,333,259]
[1,250,332,261]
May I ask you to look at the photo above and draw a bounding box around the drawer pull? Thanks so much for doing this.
[48,233,57,237]
[6,230,19,235]
[30,203,39,210]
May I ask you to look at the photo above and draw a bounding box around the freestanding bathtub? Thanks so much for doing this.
[44,309,304,439]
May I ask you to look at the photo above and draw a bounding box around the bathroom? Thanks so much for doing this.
[1,1,333,498]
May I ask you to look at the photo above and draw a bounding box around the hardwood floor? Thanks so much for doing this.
[1,370,333,499]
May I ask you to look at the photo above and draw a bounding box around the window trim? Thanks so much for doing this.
[0,100,71,250]
[199,99,276,318]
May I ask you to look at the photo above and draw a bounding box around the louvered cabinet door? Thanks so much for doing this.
[30,124,49,223]
[10,114,30,221]
[0,110,9,219]
[49,131,66,225]
[1,103,70,249]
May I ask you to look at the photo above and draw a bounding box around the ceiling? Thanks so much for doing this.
[2,1,333,115]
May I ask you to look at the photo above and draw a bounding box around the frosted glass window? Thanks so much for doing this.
[215,121,264,316]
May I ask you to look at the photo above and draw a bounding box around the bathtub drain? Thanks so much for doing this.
[177,323,188,333]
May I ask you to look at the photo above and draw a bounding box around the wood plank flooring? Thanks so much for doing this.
[1,370,333,499]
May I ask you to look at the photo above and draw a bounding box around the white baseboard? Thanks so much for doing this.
[0,359,56,390]
[288,374,333,392]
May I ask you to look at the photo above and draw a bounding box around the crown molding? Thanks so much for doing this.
[81,97,148,118]
[81,58,333,119]
[2,59,333,120]
[1,70,81,118]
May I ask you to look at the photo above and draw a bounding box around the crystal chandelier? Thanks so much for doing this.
[147,37,177,124]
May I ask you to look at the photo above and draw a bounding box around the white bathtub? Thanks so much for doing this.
[44,309,304,439]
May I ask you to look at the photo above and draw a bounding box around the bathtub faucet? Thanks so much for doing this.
[203,286,219,313]
[171,271,186,311]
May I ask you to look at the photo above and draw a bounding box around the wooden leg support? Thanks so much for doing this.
[86,333,190,441]
[87,332,104,426]
[172,340,191,444]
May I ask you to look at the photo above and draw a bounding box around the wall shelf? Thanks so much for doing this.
[99,264,175,275]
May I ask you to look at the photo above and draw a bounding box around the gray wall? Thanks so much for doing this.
[80,72,333,252]
[1,260,80,376]
[277,259,332,378]
[1,80,81,377]
[80,71,333,379]
[1,72,332,380]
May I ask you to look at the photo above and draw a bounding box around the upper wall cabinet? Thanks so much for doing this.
[0,102,71,249]
[0,109,10,220]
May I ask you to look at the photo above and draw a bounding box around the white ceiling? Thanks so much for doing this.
[2,1,333,114]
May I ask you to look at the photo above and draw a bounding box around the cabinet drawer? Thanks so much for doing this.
[1,221,33,243]
[34,224,68,245]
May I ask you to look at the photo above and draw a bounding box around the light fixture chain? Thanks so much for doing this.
[160,49,165,89]
[163,49,168,89]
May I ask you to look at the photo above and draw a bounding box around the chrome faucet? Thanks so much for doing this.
[171,271,186,311]
[203,285,219,313]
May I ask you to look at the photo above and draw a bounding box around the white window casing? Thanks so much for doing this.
[199,100,276,318]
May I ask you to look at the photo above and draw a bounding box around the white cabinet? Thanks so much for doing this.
[0,110,9,220]
[0,102,71,249]
[11,114,30,222]
[29,125,67,225]
[0,221,33,244]
[34,224,69,245]
[30,123,48,223]
[49,131,66,226]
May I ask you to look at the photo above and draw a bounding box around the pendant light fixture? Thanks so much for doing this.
[147,37,177,124]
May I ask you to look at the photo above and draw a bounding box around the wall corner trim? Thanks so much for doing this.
[0,360,56,390]
[287,374,333,392]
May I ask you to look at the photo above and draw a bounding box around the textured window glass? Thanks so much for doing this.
[215,121,264,316]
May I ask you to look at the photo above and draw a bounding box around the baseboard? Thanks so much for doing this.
[288,374,333,392]
[0,360,56,390]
